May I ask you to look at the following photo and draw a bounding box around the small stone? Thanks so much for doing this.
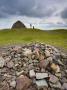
[62,83,67,89]
[61,52,67,59]
[36,73,49,79]
[51,63,60,73]
[10,80,16,88]
[0,81,9,90]
[55,73,61,78]
[46,57,53,63]
[16,70,24,76]
[39,60,49,69]
[49,81,61,89]
[16,75,32,90]
[45,50,50,57]
[7,61,14,68]
[0,57,5,68]
[35,80,48,88]
[29,69,35,78]
[23,48,32,56]
[13,46,22,52]
[49,74,59,83]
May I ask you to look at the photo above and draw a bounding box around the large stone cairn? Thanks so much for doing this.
[12,20,26,29]
[0,43,67,90]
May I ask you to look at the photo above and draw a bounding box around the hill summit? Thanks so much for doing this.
[12,20,26,29]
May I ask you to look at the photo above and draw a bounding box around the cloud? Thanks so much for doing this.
[0,0,67,29]
[0,0,67,18]
[61,8,67,19]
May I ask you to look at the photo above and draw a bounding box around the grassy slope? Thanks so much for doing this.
[0,28,67,50]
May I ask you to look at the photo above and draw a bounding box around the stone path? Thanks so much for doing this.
[0,43,67,90]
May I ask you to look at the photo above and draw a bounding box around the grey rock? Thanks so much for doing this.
[35,80,48,88]
[36,73,49,79]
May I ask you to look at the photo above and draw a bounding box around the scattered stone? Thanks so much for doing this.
[16,70,24,76]
[29,69,36,78]
[23,48,32,56]
[0,57,5,68]
[0,43,66,90]
[7,61,14,69]
[10,80,16,88]
[49,74,59,83]
[62,83,67,90]
[39,60,50,69]
[49,81,61,89]
[45,50,50,57]
[36,73,49,79]
[0,81,9,90]
[51,63,60,73]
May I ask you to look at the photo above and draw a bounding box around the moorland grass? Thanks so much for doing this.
[0,28,67,50]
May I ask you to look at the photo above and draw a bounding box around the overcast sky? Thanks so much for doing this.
[0,0,67,30]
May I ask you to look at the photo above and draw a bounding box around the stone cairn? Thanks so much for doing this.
[0,43,67,90]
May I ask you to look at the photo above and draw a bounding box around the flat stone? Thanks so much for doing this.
[49,74,59,83]
[35,80,48,88]
[0,57,5,68]
[16,75,32,90]
[29,69,35,78]
[36,73,49,79]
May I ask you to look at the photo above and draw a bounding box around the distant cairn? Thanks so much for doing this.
[11,20,26,29]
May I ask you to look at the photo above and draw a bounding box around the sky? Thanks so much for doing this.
[0,0,67,30]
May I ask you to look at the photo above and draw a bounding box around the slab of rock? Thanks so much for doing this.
[36,73,49,79]
[16,75,32,90]
[35,80,48,88]
[0,57,5,68]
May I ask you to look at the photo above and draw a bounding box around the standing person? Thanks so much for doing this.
[30,24,32,28]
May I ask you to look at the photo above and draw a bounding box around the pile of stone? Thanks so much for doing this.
[0,43,67,90]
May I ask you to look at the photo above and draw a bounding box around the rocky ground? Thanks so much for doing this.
[0,43,67,90]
